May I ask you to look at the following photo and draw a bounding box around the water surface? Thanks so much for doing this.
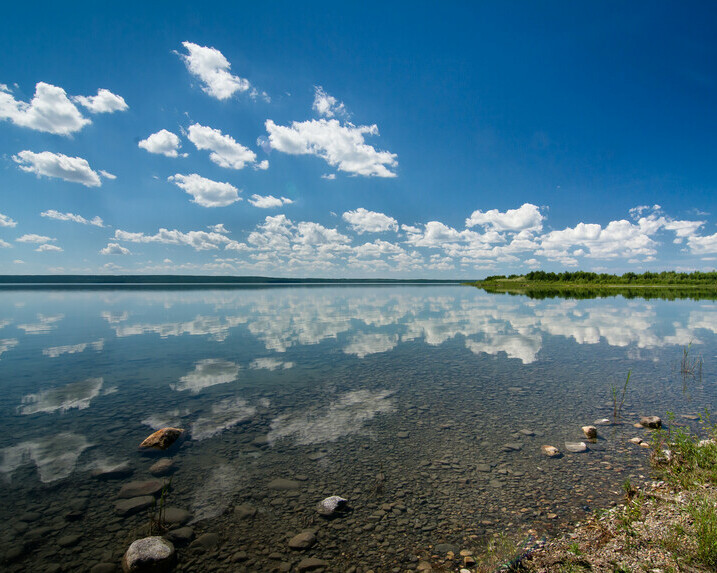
[0,285,715,571]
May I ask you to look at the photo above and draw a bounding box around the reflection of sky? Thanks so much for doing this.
[3,289,714,374]
[268,389,395,445]
[18,377,104,415]
[0,432,92,483]
[171,359,239,393]
[0,338,18,359]
[191,397,257,440]
[43,339,104,358]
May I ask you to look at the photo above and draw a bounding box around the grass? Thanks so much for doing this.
[688,494,717,567]
[610,370,631,424]
[147,478,172,535]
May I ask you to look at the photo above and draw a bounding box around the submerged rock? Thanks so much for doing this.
[288,530,316,550]
[296,557,328,571]
[149,459,175,477]
[582,426,598,440]
[267,478,300,491]
[234,503,257,519]
[122,536,175,573]
[541,445,560,458]
[640,416,662,429]
[564,441,588,453]
[139,428,183,450]
[115,496,155,517]
[316,496,347,517]
[118,480,165,499]
[91,461,134,480]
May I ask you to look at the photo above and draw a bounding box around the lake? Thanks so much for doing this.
[0,285,715,571]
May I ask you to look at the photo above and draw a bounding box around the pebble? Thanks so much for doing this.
[289,530,317,550]
[582,426,597,439]
[564,441,588,453]
[117,480,165,499]
[57,533,81,547]
[234,503,257,519]
[297,557,329,571]
[191,532,219,549]
[162,507,191,525]
[165,527,194,546]
[640,416,662,429]
[541,445,560,458]
[149,459,175,477]
[267,478,300,490]
[115,496,155,517]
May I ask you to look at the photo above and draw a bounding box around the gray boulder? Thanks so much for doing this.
[316,496,347,517]
[122,537,175,573]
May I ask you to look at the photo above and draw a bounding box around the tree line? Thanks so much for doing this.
[482,270,717,284]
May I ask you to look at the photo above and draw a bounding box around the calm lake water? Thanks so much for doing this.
[0,285,715,571]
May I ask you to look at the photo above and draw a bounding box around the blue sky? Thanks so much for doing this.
[1,1,716,277]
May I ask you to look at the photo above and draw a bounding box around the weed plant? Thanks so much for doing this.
[610,370,631,424]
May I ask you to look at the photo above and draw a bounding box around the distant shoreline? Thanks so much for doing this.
[0,275,466,285]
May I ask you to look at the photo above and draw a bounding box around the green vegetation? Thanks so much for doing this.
[610,370,631,424]
[484,270,717,285]
[468,270,717,300]
[649,415,717,568]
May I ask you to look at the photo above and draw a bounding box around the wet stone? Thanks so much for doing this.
[93,461,134,480]
[149,459,175,477]
[122,536,175,572]
[191,532,219,549]
[397,431,410,439]
[640,416,662,429]
[564,441,588,453]
[289,530,317,550]
[476,463,491,472]
[501,443,522,452]
[162,508,191,525]
[297,557,329,571]
[118,480,165,499]
[164,527,194,546]
[267,478,300,491]
[234,504,257,519]
[115,496,155,517]
[58,534,81,547]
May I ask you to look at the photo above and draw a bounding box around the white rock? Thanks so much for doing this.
[564,441,588,453]
[316,495,347,516]
[122,536,175,573]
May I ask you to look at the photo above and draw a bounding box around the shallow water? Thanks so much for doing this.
[0,285,715,571]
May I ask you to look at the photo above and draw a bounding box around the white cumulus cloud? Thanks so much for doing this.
[343,208,398,233]
[0,212,17,227]
[72,89,128,113]
[114,227,243,251]
[168,173,241,207]
[248,194,293,208]
[138,129,184,157]
[466,203,544,232]
[36,244,63,252]
[178,41,250,100]
[100,243,130,255]
[13,150,102,187]
[313,86,347,118]
[265,118,398,178]
[187,123,257,169]
[0,82,90,135]
[41,210,104,227]
[17,234,54,244]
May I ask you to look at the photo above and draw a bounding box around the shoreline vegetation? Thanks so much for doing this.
[515,415,717,572]
[467,270,717,300]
